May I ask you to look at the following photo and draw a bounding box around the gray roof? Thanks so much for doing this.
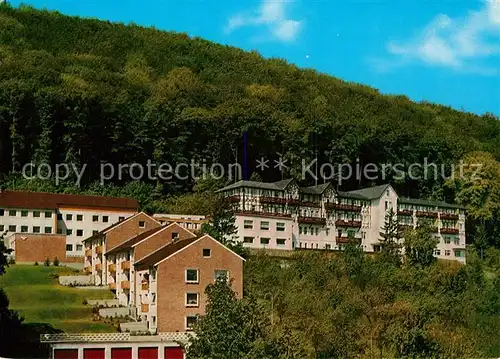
[337,191,370,201]
[301,183,331,195]
[399,197,465,210]
[342,184,391,200]
[216,179,294,192]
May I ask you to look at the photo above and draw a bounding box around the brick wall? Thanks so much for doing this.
[13,234,67,263]
[106,213,160,250]
[156,236,243,332]
[134,224,195,262]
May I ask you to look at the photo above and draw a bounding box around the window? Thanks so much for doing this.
[276,222,285,231]
[9,210,16,216]
[172,232,179,240]
[21,210,28,217]
[0,225,3,231]
[33,226,40,233]
[444,237,451,244]
[445,250,451,256]
[66,244,73,251]
[8,225,16,232]
[92,215,99,222]
[76,229,83,237]
[56,213,62,220]
[260,221,269,230]
[33,211,40,218]
[385,201,388,211]
[77,214,83,221]
[21,226,28,233]
[203,249,211,257]
[315,228,319,235]
[260,237,270,245]
[66,229,73,235]
[45,211,52,218]
[214,270,229,282]
[277,238,286,246]
[453,238,460,245]
[455,250,464,258]
[103,216,109,223]
[186,316,197,330]
[244,220,253,229]
[44,227,52,234]
[325,244,331,250]
[139,221,145,228]
[93,230,98,235]
[299,226,303,235]
[186,293,199,307]
[243,237,254,243]
[76,244,83,251]
[66,214,73,221]
[0,209,3,216]
[186,269,199,283]
[56,228,63,234]
[434,249,441,256]
[119,216,125,222]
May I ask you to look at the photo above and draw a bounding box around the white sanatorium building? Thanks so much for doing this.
[217,179,466,262]
[0,190,138,256]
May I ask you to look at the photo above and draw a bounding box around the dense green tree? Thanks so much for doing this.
[404,225,439,266]
[379,208,403,266]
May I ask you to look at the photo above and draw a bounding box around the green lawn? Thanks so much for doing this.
[0,264,116,333]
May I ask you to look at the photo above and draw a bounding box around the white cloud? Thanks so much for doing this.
[225,0,302,42]
[377,0,500,74]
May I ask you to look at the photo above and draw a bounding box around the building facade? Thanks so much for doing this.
[217,179,467,262]
[152,214,207,232]
[0,190,138,256]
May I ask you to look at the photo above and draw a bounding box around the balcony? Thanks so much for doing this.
[108,263,116,272]
[335,220,362,228]
[109,283,116,290]
[85,249,92,257]
[235,210,292,219]
[298,216,326,225]
[300,201,322,208]
[397,209,413,216]
[96,246,103,255]
[287,198,301,206]
[259,196,288,205]
[141,282,149,291]
[95,263,102,272]
[416,211,438,218]
[336,236,361,244]
[121,261,131,270]
[227,195,240,203]
[121,280,130,290]
[326,203,362,212]
[441,227,459,235]
[141,304,149,313]
[440,213,459,220]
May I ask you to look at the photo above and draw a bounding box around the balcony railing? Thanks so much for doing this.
[109,283,116,290]
[95,263,102,272]
[416,211,438,218]
[440,227,459,235]
[300,201,322,208]
[235,211,292,218]
[227,195,240,203]
[397,209,413,216]
[259,196,288,205]
[287,198,301,206]
[298,216,327,225]
[335,220,362,228]
[326,203,362,212]
[108,263,116,273]
[96,246,103,255]
[336,236,361,244]
[141,304,149,313]
[440,213,459,220]
[121,280,130,290]
[85,249,92,257]
[141,282,149,291]
[121,261,131,270]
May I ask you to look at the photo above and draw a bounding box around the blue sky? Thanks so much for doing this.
[9,0,500,115]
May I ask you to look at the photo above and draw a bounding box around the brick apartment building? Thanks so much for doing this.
[0,190,138,259]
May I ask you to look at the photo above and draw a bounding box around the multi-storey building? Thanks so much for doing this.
[0,190,138,256]
[217,179,467,262]
[153,214,207,232]
[104,223,196,307]
[83,212,161,285]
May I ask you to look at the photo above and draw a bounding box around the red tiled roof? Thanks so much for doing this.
[105,226,165,255]
[0,190,139,210]
[134,236,201,269]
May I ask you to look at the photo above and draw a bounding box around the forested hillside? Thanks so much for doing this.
[0,4,499,195]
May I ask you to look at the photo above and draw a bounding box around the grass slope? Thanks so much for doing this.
[0,264,115,333]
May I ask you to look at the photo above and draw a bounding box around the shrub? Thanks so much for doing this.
[8,257,15,265]
[34,261,39,266]
[53,257,60,266]
[82,298,88,305]
[44,257,50,266]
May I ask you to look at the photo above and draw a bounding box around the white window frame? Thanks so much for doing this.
[186,316,197,331]
[185,269,199,284]
[185,292,199,307]
[214,269,229,282]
